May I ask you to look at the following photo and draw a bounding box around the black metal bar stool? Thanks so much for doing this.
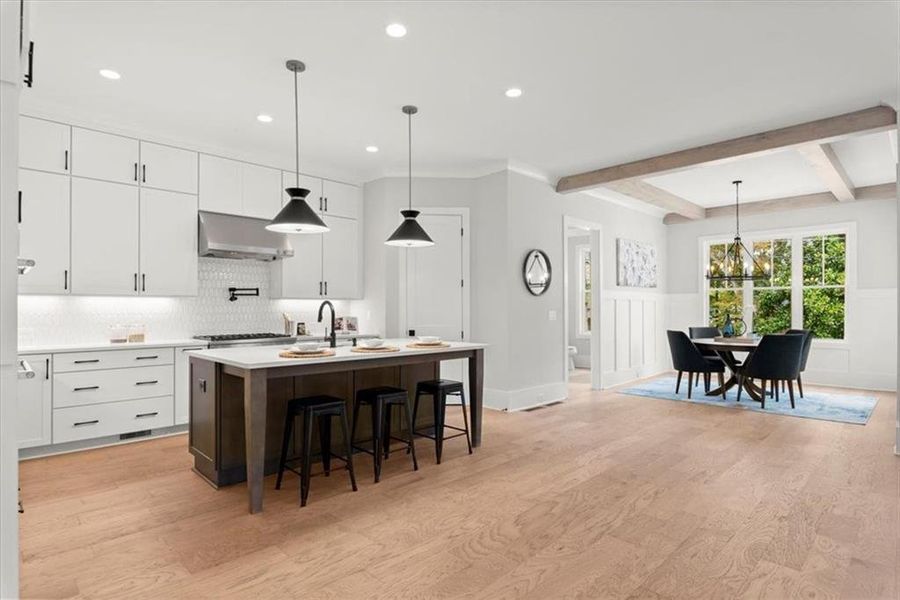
[351,386,418,483]
[275,395,357,507]
[412,379,473,464]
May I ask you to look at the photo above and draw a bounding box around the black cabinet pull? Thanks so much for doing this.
[23,40,33,87]
[136,412,158,418]
[64,269,68,291]
[135,380,158,386]
[45,358,49,380]
[142,164,146,182]
[318,281,322,295]
[73,420,99,427]
[324,197,328,212]
[134,163,138,181]
[134,273,138,291]
[324,281,328,295]
[64,149,68,171]
[135,355,158,360]
[73,359,99,364]
[74,385,99,392]
[17,191,22,223]
[141,273,146,292]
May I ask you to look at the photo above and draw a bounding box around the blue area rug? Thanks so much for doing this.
[620,376,877,425]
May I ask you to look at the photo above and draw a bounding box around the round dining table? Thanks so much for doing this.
[692,337,764,402]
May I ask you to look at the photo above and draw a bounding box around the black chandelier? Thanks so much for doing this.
[705,180,770,283]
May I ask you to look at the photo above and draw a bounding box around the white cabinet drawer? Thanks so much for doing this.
[54,365,173,408]
[53,396,174,444]
[54,348,174,372]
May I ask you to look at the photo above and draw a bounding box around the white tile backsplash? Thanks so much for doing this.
[18,258,356,346]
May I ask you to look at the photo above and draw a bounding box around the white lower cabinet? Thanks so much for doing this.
[71,177,140,295]
[53,396,174,444]
[174,344,206,426]
[17,354,52,449]
[53,365,174,409]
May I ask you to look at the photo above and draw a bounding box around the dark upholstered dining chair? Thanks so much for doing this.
[785,329,813,397]
[688,326,723,389]
[737,334,804,409]
[667,330,725,399]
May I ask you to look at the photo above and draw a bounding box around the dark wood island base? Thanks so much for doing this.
[188,344,484,513]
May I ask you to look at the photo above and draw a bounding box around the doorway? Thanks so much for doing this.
[402,208,470,387]
[562,216,602,392]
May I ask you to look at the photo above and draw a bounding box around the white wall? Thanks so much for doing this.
[667,197,897,391]
[358,169,669,411]
[19,258,353,346]
[567,234,591,368]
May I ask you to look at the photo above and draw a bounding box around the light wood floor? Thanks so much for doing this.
[19,375,900,599]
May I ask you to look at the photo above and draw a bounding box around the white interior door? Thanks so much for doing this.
[407,213,466,384]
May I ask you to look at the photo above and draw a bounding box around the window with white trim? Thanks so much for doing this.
[704,229,847,340]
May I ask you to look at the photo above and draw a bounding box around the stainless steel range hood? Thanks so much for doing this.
[198,211,294,261]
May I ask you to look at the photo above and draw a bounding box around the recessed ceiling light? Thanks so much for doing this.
[365,146,379,153]
[385,23,407,38]
[505,87,523,98]
[99,69,121,80]
[257,114,273,123]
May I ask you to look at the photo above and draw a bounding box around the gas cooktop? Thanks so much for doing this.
[193,333,294,348]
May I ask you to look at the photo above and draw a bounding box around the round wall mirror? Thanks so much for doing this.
[523,249,552,296]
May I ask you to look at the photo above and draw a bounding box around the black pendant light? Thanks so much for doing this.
[705,180,770,282]
[266,60,329,234]
[385,105,434,247]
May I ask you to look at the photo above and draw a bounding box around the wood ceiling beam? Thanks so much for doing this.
[557,105,897,194]
[603,179,705,220]
[662,182,896,225]
[796,143,856,202]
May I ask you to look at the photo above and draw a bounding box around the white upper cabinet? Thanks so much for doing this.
[19,117,70,174]
[71,127,140,185]
[270,232,323,299]
[71,178,139,295]
[241,163,281,220]
[139,141,198,194]
[17,354,52,449]
[198,154,242,215]
[18,169,70,294]
[139,189,198,296]
[321,180,361,219]
[322,215,360,298]
[282,170,323,211]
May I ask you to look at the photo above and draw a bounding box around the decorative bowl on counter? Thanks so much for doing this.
[416,336,442,345]
[358,338,384,349]
[290,342,322,354]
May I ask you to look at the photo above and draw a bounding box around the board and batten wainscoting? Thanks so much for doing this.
[601,290,669,388]
[666,288,897,392]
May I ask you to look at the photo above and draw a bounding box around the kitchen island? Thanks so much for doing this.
[187,340,485,513]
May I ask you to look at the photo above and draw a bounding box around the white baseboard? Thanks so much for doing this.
[485,381,569,412]
[602,363,669,388]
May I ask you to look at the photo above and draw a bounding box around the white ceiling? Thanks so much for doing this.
[23,1,899,189]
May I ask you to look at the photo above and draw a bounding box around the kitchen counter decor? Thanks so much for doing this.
[277,349,335,359]
[350,345,400,353]
[407,341,451,349]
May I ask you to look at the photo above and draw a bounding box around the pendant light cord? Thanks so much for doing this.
[734,180,740,237]
[294,68,300,187]
[408,110,412,210]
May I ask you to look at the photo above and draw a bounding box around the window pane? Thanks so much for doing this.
[823,234,846,285]
[803,236,823,285]
[803,288,845,339]
[709,289,743,328]
[772,239,792,287]
[708,242,742,289]
[752,241,772,281]
[753,289,791,335]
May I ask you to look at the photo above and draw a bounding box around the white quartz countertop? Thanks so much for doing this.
[18,339,208,355]
[186,339,487,370]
